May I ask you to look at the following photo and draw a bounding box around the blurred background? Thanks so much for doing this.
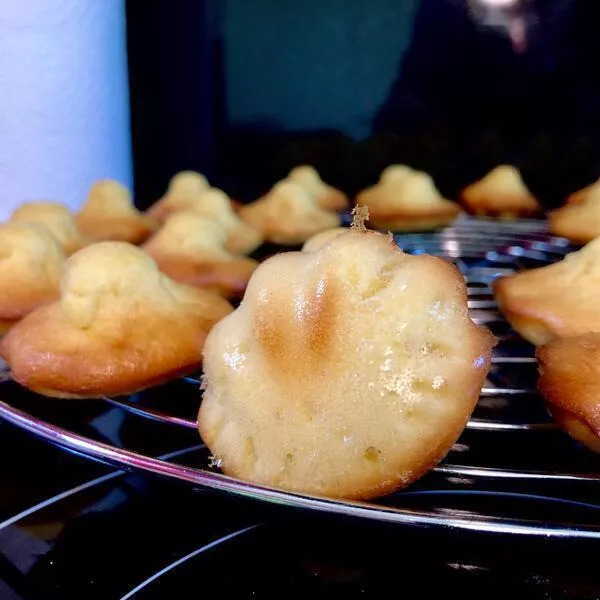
[2,0,600,217]
[127,0,600,209]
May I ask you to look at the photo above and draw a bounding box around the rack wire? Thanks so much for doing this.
[1,216,600,538]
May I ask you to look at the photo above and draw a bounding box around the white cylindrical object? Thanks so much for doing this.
[0,0,132,220]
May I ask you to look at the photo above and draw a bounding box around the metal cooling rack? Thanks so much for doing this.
[1,215,600,538]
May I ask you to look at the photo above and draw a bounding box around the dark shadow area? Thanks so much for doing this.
[126,0,600,208]
[373,0,600,205]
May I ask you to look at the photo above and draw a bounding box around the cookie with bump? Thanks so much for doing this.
[288,165,348,211]
[0,222,65,333]
[76,179,158,244]
[239,181,340,245]
[198,228,493,499]
[143,211,258,298]
[356,169,460,231]
[147,171,210,221]
[460,165,542,219]
[0,242,232,398]
[187,188,263,255]
[11,202,89,255]
[494,237,600,345]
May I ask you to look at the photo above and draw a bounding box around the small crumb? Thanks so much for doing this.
[351,205,369,231]
[432,375,445,389]
[208,455,223,468]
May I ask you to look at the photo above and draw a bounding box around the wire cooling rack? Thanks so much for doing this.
[1,216,600,538]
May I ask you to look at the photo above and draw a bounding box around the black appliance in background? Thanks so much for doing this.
[126,0,600,209]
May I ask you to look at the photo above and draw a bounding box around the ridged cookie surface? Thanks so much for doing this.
[0,242,232,398]
[199,230,493,499]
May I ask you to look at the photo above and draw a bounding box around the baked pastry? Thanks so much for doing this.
[288,166,348,211]
[302,227,348,252]
[11,202,89,255]
[566,179,600,205]
[0,242,232,398]
[239,181,340,245]
[143,212,258,298]
[147,171,210,221]
[460,165,542,218]
[379,164,414,186]
[0,222,65,333]
[76,180,158,244]
[493,238,600,345]
[548,187,600,244]
[187,188,263,255]
[356,170,461,231]
[198,229,493,499]
[538,334,600,453]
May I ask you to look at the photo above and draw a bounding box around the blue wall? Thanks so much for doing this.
[222,0,418,139]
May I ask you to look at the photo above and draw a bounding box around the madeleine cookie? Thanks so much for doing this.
[356,170,460,231]
[187,188,263,255]
[144,212,258,298]
[460,166,542,218]
[0,223,65,333]
[12,202,89,255]
[301,227,348,252]
[198,229,493,499]
[76,180,158,244]
[493,238,600,345]
[0,242,232,398]
[549,187,600,244]
[288,166,348,211]
[147,171,210,221]
[239,181,340,245]
[538,334,600,453]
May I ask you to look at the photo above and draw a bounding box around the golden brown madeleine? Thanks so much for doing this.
[301,227,348,252]
[187,188,263,254]
[548,188,600,244]
[0,242,232,398]
[147,171,210,221]
[198,230,493,499]
[538,334,600,453]
[288,165,348,211]
[493,238,600,345]
[239,181,340,245]
[0,222,65,333]
[356,170,461,231]
[11,202,89,255]
[143,212,258,298]
[460,165,542,218]
[76,180,158,244]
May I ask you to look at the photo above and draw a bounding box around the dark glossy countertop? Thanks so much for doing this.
[1,416,600,599]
